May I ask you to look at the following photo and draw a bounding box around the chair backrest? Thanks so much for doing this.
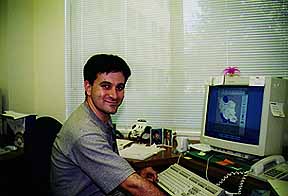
[24,116,62,195]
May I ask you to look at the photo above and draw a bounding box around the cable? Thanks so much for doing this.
[205,154,214,182]
[176,153,183,164]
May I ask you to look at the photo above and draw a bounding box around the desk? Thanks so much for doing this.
[127,148,273,196]
[128,147,179,172]
[179,155,271,195]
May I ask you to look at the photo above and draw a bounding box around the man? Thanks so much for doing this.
[50,54,164,195]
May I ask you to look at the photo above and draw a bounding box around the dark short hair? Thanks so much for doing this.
[83,54,131,85]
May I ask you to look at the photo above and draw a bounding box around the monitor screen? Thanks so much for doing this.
[205,86,264,145]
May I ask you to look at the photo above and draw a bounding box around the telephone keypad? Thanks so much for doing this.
[276,172,288,179]
[264,169,282,177]
[263,163,288,180]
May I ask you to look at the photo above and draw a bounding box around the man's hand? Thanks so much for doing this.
[120,172,165,196]
[139,167,158,183]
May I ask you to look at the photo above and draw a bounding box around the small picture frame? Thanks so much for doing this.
[163,129,173,146]
[150,128,163,145]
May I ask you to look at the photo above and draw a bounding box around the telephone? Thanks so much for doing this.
[249,155,288,181]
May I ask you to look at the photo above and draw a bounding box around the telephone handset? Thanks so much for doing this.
[250,155,285,175]
[249,155,288,181]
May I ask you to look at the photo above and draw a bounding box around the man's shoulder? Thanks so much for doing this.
[62,104,97,131]
[65,103,89,121]
[61,103,108,141]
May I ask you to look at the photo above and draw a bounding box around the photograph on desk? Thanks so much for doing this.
[150,128,163,145]
[163,128,173,146]
[150,128,173,146]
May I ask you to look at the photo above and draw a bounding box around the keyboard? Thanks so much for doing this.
[158,164,225,196]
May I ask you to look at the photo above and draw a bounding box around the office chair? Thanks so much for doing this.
[24,116,62,196]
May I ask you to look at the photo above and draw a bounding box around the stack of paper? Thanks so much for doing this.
[2,110,36,119]
[119,143,165,160]
[116,139,134,150]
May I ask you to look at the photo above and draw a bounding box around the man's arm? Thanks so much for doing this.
[120,172,165,196]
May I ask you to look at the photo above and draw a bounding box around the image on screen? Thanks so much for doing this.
[204,86,264,145]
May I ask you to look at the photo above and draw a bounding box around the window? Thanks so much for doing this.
[65,0,288,134]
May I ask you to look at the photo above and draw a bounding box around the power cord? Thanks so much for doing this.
[205,154,215,182]
[176,153,183,164]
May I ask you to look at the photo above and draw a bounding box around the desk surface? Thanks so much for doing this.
[127,146,179,171]
[127,147,273,196]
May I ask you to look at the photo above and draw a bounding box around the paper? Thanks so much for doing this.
[119,143,165,160]
[268,179,288,196]
[2,110,35,119]
[212,76,224,85]
[116,139,134,150]
[249,76,265,86]
[1,111,36,136]
[270,102,285,117]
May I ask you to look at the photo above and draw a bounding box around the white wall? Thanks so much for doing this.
[33,0,65,122]
[0,0,65,122]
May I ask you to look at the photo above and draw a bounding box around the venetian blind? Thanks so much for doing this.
[65,0,288,134]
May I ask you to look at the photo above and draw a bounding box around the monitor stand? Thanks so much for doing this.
[211,146,258,161]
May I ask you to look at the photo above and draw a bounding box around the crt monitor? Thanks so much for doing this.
[200,76,288,158]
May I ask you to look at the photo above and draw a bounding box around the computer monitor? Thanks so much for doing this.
[200,76,288,158]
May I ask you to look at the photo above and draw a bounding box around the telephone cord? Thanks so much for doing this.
[216,170,249,195]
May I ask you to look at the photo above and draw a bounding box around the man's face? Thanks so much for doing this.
[85,72,126,116]
[166,131,171,139]
[154,133,160,139]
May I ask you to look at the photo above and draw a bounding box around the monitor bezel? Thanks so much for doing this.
[200,77,278,157]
